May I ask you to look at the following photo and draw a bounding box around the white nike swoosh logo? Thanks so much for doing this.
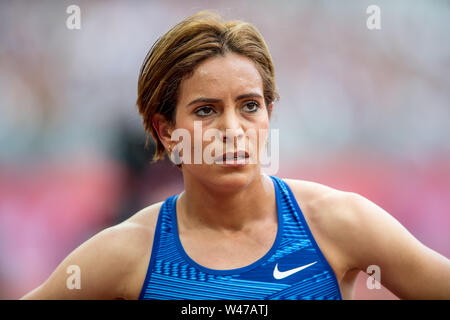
[273,261,318,280]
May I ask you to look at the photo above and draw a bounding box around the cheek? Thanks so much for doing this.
[173,109,195,140]
[172,117,206,164]
[254,114,271,155]
[252,111,270,133]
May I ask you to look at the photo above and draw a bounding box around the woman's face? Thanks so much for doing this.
[172,52,272,190]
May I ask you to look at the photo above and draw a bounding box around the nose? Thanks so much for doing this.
[219,108,245,144]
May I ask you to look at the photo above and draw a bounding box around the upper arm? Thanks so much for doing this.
[338,192,450,299]
[285,178,450,299]
[20,221,155,300]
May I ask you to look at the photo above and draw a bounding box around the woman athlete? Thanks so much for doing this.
[22,11,450,300]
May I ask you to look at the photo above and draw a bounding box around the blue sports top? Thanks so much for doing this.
[139,175,342,300]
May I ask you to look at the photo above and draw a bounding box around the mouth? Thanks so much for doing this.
[215,150,250,164]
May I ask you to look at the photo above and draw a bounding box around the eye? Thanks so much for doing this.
[194,106,215,117]
[242,101,260,113]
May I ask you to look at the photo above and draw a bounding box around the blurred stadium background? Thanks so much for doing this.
[0,0,449,299]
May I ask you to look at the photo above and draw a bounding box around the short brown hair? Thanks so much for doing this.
[136,10,280,162]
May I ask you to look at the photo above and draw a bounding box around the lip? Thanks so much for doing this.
[215,150,249,166]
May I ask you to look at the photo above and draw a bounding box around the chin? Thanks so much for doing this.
[184,163,260,192]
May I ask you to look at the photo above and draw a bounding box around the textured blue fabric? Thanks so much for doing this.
[139,176,342,300]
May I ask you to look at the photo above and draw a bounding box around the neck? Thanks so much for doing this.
[178,171,276,233]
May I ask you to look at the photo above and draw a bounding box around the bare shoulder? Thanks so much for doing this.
[281,178,368,275]
[282,178,450,300]
[123,200,164,230]
[21,201,164,300]
[282,178,395,256]
[281,178,357,226]
[106,200,165,272]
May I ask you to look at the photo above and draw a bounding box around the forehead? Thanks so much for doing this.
[178,53,263,101]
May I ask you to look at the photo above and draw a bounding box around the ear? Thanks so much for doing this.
[267,103,273,119]
[152,113,174,149]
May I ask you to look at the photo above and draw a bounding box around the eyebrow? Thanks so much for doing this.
[186,92,263,107]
